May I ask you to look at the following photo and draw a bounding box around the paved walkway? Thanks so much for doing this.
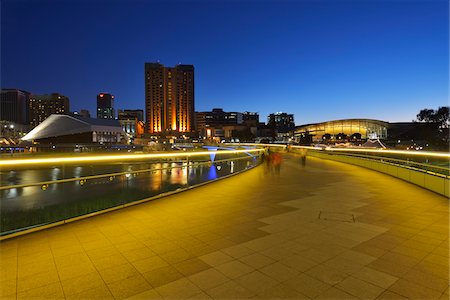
[0,154,448,299]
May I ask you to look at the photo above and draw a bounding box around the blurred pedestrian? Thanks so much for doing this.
[299,148,307,167]
[272,152,282,174]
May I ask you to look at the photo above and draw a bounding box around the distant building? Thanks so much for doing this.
[118,109,145,138]
[0,89,30,125]
[118,109,144,122]
[29,93,70,127]
[267,112,295,133]
[22,114,124,144]
[97,93,115,119]
[196,108,256,140]
[226,112,243,125]
[79,109,91,118]
[71,109,91,118]
[243,112,259,127]
[294,119,389,142]
[145,63,195,134]
[0,121,29,144]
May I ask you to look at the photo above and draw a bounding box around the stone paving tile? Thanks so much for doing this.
[17,282,65,300]
[17,270,60,293]
[107,274,152,300]
[214,260,254,279]
[65,284,114,299]
[305,263,350,285]
[221,244,255,258]
[1,155,448,299]
[351,266,398,289]
[141,265,184,288]
[125,288,162,299]
[131,255,169,274]
[284,273,332,298]
[234,271,279,295]
[257,282,307,299]
[0,279,16,298]
[315,286,358,299]
[388,278,444,299]
[173,257,211,276]
[336,276,384,299]
[188,268,230,291]
[97,263,140,284]
[258,262,299,283]
[60,271,105,296]
[156,278,202,298]
[199,251,234,267]
[205,280,255,298]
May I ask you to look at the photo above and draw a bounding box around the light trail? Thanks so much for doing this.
[0,149,263,167]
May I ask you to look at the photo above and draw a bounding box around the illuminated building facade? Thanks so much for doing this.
[294,119,389,142]
[97,93,115,119]
[0,89,30,125]
[22,114,124,144]
[29,93,70,127]
[118,109,144,138]
[145,63,194,134]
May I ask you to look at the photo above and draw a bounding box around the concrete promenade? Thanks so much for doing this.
[0,154,448,299]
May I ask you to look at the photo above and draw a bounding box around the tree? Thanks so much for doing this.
[336,133,347,141]
[350,133,362,140]
[416,106,449,128]
[322,134,331,141]
[416,109,436,123]
[415,106,449,147]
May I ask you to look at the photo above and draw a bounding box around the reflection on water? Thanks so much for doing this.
[0,156,260,234]
[169,162,188,185]
[208,164,218,180]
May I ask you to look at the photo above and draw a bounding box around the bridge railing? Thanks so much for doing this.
[0,149,263,238]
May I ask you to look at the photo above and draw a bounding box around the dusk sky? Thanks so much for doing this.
[2,0,448,125]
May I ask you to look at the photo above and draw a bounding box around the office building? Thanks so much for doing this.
[145,63,194,134]
[0,89,30,125]
[267,112,295,133]
[196,108,256,140]
[243,112,259,126]
[97,93,115,119]
[29,93,70,127]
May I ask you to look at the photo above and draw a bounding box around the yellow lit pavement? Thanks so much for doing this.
[0,155,448,299]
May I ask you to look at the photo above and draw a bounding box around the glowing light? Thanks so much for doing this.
[309,147,450,158]
[0,149,263,167]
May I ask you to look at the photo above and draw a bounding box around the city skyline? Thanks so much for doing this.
[2,0,448,125]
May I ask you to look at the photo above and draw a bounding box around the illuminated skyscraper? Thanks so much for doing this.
[145,63,195,134]
[29,93,70,127]
[97,93,115,119]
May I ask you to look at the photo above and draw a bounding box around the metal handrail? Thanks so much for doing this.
[324,151,449,172]
[0,155,259,191]
[307,149,449,178]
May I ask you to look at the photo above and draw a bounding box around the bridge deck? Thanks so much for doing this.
[1,154,448,299]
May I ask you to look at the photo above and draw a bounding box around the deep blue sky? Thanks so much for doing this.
[2,0,448,125]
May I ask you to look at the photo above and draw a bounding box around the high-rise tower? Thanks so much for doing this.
[145,63,194,134]
[97,93,115,119]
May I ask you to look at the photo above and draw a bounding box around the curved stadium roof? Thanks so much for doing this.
[22,114,123,141]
